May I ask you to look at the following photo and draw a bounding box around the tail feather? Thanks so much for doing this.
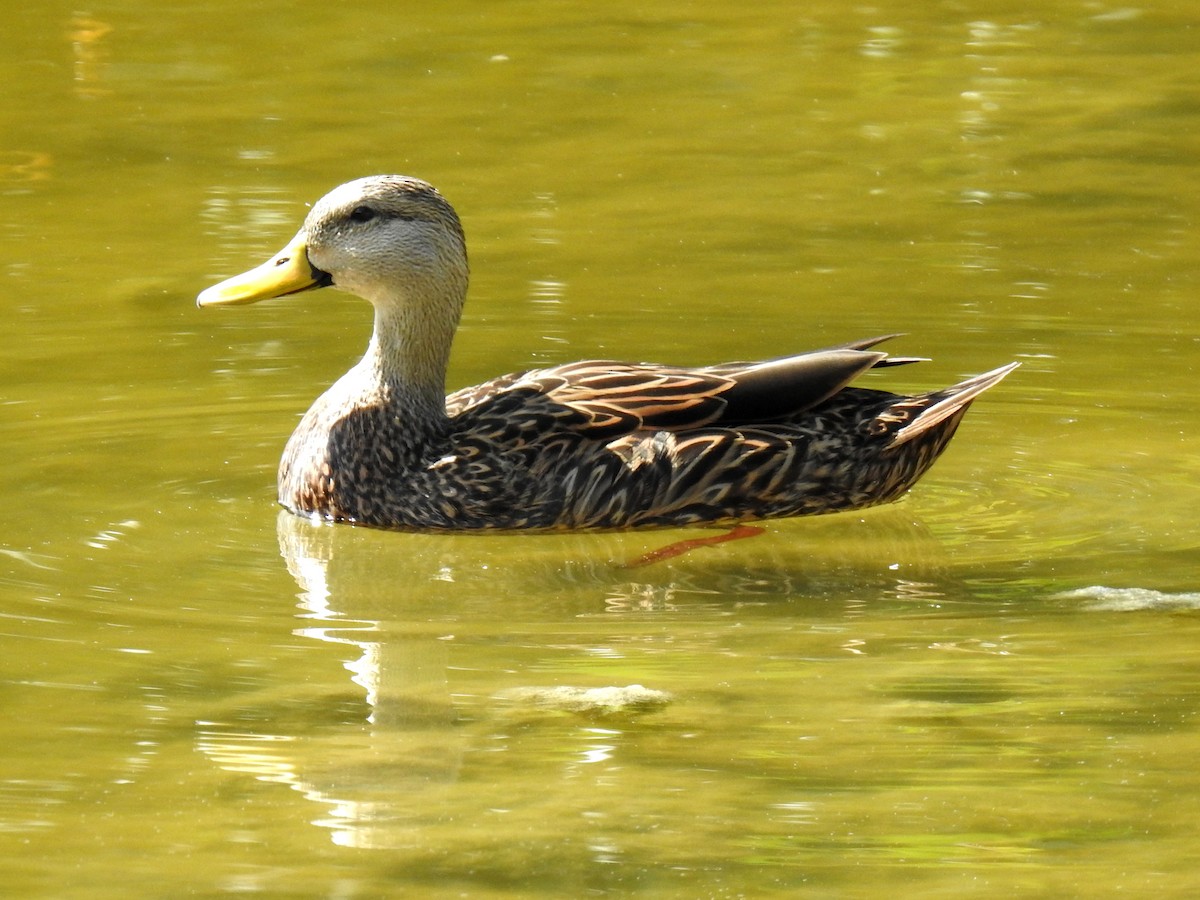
[887,362,1019,448]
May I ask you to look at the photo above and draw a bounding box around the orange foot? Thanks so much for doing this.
[622,524,765,569]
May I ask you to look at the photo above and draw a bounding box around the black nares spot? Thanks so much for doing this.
[348,205,377,224]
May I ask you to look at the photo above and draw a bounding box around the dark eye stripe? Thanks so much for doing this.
[347,206,420,225]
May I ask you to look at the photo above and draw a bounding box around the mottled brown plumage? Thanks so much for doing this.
[198,175,1017,532]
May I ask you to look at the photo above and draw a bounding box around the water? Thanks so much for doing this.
[3,2,1200,895]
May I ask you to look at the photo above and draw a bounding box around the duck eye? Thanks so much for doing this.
[348,205,376,224]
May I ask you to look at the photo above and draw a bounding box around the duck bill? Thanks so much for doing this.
[196,231,331,308]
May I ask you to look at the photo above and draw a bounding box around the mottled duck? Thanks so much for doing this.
[198,175,1016,532]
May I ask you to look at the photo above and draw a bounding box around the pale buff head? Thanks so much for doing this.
[303,175,468,321]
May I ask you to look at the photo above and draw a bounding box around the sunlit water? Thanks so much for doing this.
[3,2,1200,896]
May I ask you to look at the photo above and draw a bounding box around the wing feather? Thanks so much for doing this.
[448,338,920,437]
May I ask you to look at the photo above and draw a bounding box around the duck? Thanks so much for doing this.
[198,175,1017,532]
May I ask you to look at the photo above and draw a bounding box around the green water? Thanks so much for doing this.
[4,2,1200,896]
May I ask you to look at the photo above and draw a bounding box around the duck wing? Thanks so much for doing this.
[447,335,920,438]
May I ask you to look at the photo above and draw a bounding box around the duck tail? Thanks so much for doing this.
[886,361,1020,449]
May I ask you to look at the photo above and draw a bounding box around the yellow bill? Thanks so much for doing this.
[196,231,330,308]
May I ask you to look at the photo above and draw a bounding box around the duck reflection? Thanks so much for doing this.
[198,507,961,850]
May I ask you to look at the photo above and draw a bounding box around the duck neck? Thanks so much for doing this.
[355,296,457,427]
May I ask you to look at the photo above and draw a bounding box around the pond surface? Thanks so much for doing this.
[3,1,1200,896]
